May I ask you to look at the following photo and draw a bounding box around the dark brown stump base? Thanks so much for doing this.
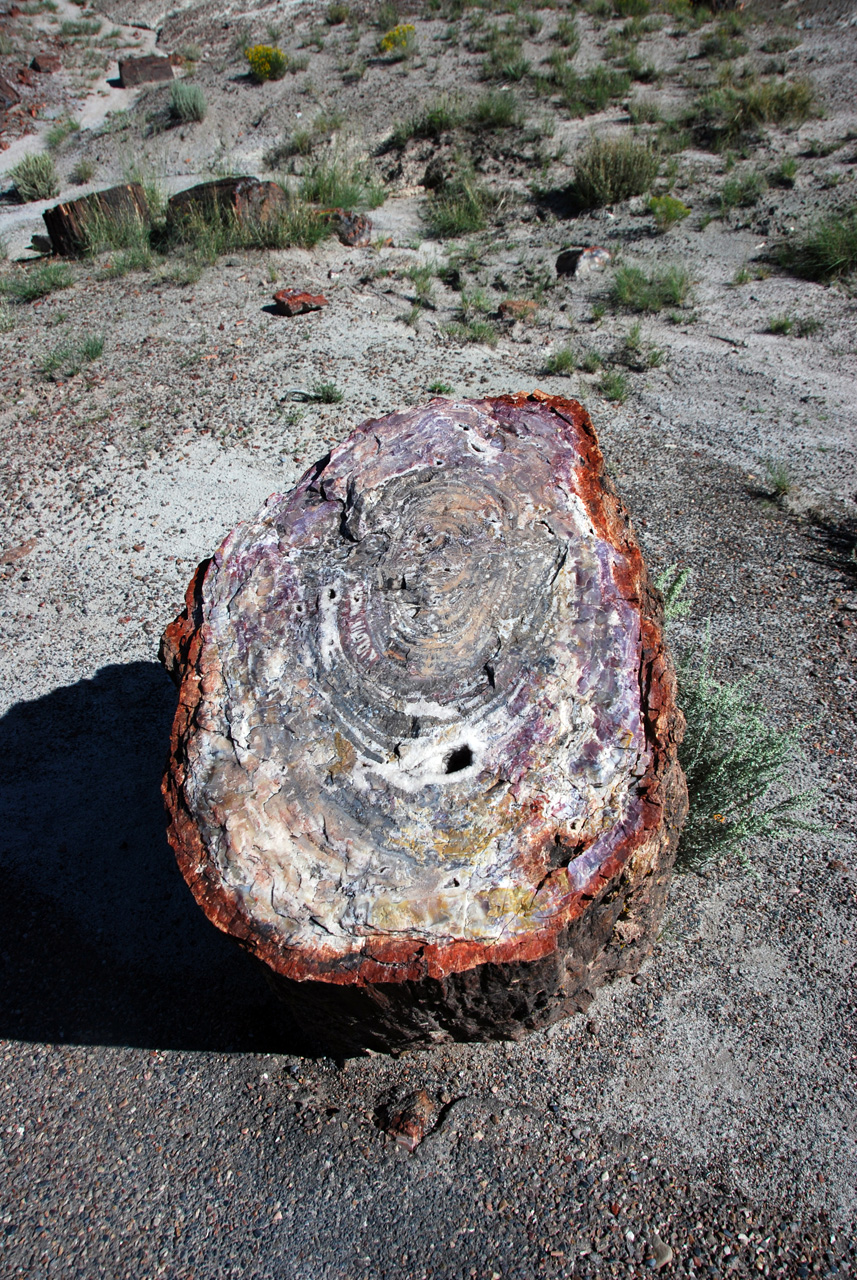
[263,791,682,1054]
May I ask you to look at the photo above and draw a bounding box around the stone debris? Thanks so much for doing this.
[117,55,174,88]
[30,54,60,74]
[320,208,373,247]
[0,74,21,112]
[649,1231,675,1271]
[378,1090,438,1152]
[498,299,538,321]
[272,289,328,316]
[1,537,37,564]
[556,246,612,278]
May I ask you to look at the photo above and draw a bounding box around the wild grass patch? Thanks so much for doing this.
[299,155,385,210]
[776,207,857,282]
[612,263,691,312]
[568,135,658,209]
[39,333,103,379]
[425,172,494,238]
[692,77,815,149]
[45,118,80,150]
[543,346,576,375]
[719,169,767,212]
[0,261,73,302]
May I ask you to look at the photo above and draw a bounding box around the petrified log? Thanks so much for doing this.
[42,182,149,257]
[117,55,174,88]
[161,393,686,1053]
[166,176,286,228]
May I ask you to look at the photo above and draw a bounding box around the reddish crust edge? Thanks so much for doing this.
[160,392,686,987]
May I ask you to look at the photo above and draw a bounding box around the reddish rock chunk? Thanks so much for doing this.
[1,537,37,565]
[272,288,328,316]
[117,56,174,88]
[31,54,60,73]
[320,208,373,247]
[16,67,33,86]
[378,1091,438,1152]
[0,74,21,110]
[498,298,538,321]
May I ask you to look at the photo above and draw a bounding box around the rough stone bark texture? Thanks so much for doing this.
[161,393,687,1053]
[42,183,150,257]
[166,177,286,228]
[117,55,174,88]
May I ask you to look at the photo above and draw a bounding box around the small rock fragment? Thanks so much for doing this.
[649,1232,674,1271]
[498,299,538,321]
[556,245,612,278]
[0,74,22,109]
[320,208,373,247]
[1,538,37,564]
[31,54,60,74]
[272,289,328,317]
[380,1090,437,1152]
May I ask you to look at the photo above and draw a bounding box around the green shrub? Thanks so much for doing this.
[699,31,747,60]
[70,157,95,184]
[599,368,629,401]
[628,96,662,124]
[39,333,103,379]
[551,63,631,116]
[299,155,385,210]
[569,135,658,208]
[773,155,797,187]
[170,80,207,123]
[649,193,690,230]
[60,17,100,36]
[766,314,793,336]
[245,44,288,81]
[543,346,576,374]
[311,382,343,403]
[45,118,80,150]
[425,173,492,237]
[9,153,60,202]
[612,263,691,311]
[445,317,498,346]
[556,17,580,53]
[720,169,767,211]
[776,208,857,282]
[580,349,603,373]
[391,96,461,145]
[428,380,454,394]
[675,636,818,871]
[469,89,522,130]
[0,261,72,301]
[614,0,649,14]
[692,77,815,148]
[482,41,530,82]
[326,2,350,22]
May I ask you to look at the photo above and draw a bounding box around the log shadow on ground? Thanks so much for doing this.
[0,660,317,1055]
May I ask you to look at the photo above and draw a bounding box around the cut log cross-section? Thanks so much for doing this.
[161,393,687,1052]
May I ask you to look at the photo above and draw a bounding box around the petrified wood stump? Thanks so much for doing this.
[162,393,687,1053]
[42,182,149,257]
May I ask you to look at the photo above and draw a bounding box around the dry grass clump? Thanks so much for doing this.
[569,136,658,208]
[692,77,815,148]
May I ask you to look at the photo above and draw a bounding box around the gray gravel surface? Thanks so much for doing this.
[2,0,857,1276]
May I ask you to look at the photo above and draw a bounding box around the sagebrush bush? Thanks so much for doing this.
[170,80,207,123]
[10,153,60,202]
[570,135,658,208]
[653,568,820,873]
[245,44,288,81]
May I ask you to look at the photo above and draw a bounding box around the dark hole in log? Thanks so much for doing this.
[445,744,474,774]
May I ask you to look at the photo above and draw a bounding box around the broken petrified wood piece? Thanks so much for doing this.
[166,176,286,228]
[161,392,687,1053]
[272,288,328,316]
[42,182,149,256]
[117,55,174,88]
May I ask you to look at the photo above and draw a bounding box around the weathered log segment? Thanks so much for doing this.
[42,182,149,257]
[161,393,687,1052]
